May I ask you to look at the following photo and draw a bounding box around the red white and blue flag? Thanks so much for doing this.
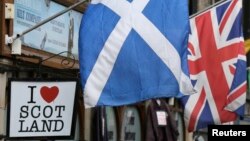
[182,0,247,131]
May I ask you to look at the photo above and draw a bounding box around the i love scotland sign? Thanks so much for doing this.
[7,79,78,139]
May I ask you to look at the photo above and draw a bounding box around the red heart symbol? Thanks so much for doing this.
[40,86,59,103]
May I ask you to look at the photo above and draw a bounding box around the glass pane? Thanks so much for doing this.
[120,107,141,141]
[106,107,118,141]
[174,112,184,141]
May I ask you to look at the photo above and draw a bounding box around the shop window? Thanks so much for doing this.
[120,106,141,141]
[243,0,250,39]
[189,0,213,15]
[244,102,250,116]
[193,134,206,141]
[189,0,224,16]
[174,112,185,141]
[106,107,118,141]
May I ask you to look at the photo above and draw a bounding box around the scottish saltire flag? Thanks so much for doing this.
[78,0,195,108]
[182,0,247,132]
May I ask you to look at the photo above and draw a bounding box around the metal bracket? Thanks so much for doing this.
[5,34,13,45]
[5,34,21,55]
[11,38,21,55]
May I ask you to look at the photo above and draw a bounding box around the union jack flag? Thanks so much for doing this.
[182,0,247,132]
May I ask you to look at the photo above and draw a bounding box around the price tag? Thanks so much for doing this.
[156,111,168,126]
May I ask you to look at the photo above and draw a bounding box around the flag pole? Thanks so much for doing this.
[11,0,88,41]
[189,0,229,18]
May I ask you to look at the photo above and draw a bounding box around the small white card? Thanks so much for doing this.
[156,111,167,126]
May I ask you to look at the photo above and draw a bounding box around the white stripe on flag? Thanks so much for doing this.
[220,0,241,47]
[84,18,132,108]
[85,0,194,107]
[185,72,221,129]
[225,92,246,112]
[84,0,149,108]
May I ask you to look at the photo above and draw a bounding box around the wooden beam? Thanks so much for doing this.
[0,73,7,136]
[5,0,14,35]
[2,0,14,56]
[0,73,7,108]
[77,93,85,141]
[0,0,5,55]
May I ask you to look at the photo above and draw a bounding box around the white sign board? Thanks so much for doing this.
[7,79,77,139]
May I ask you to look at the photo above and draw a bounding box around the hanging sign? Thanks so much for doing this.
[14,0,82,59]
[7,79,78,139]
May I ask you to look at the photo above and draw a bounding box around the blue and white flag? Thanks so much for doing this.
[78,0,195,108]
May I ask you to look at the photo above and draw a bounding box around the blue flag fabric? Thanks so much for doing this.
[78,0,195,108]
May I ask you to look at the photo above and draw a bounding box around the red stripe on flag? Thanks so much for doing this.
[227,83,246,104]
[219,0,238,33]
[188,88,206,131]
[229,65,236,75]
[188,42,195,56]
[238,42,246,55]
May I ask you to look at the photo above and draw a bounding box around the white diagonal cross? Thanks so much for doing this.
[84,0,193,108]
